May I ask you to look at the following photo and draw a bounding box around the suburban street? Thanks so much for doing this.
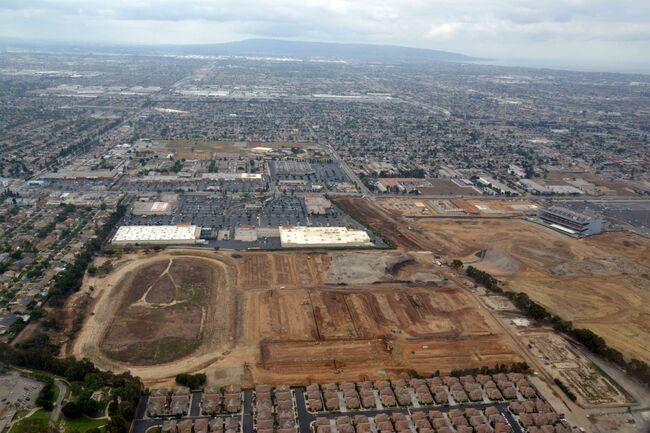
[131,387,525,433]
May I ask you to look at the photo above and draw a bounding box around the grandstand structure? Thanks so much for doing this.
[537,206,603,236]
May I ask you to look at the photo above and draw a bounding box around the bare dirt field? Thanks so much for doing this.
[375,197,540,218]
[100,256,231,365]
[335,197,650,366]
[409,217,650,365]
[71,249,521,387]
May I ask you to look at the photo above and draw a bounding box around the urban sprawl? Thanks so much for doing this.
[0,48,649,433]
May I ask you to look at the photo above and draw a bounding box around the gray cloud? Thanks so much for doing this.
[1,0,649,71]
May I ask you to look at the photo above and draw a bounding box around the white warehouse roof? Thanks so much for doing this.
[279,226,372,248]
[112,225,200,244]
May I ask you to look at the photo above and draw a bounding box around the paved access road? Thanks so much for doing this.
[190,391,203,417]
[243,390,254,433]
[49,379,68,428]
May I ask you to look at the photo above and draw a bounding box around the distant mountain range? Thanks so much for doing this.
[163,39,480,64]
[0,38,479,64]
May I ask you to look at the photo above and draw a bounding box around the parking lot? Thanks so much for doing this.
[118,193,386,249]
[0,371,44,432]
[269,161,354,192]
[558,199,650,237]
[118,177,268,193]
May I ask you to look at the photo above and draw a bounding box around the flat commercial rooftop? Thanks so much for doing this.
[279,226,372,248]
[132,201,172,214]
[201,173,262,180]
[112,225,200,244]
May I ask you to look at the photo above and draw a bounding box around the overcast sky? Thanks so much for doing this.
[1,0,649,72]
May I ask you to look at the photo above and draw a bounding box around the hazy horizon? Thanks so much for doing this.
[1,1,650,74]
[3,36,650,76]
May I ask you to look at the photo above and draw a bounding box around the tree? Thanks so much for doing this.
[62,401,81,418]
[175,373,207,389]
[451,259,463,269]
[77,395,102,417]
[36,379,55,410]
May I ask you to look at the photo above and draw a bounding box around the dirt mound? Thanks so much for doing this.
[476,248,520,273]
[385,254,416,275]
[548,256,648,277]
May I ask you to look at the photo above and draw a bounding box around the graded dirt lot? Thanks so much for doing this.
[376,197,540,218]
[337,197,650,366]
[413,217,650,365]
[72,249,521,387]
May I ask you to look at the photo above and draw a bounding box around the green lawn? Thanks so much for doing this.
[64,416,107,432]
[8,409,50,433]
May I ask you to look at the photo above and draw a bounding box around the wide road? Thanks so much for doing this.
[327,144,372,196]
[49,379,68,428]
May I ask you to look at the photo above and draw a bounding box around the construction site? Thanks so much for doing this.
[335,197,650,366]
[524,332,632,407]
[70,249,522,388]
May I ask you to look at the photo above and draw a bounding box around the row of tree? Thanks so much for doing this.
[464,265,650,386]
[48,205,126,305]
[449,362,530,378]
